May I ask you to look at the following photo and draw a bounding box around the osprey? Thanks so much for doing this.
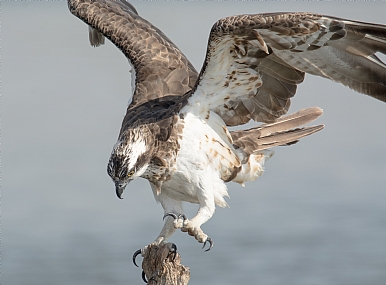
[68,0,386,255]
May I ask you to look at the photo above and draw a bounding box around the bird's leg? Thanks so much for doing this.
[180,207,214,250]
[162,212,187,229]
[133,192,183,267]
[154,214,178,245]
[155,193,184,244]
[180,191,215,250]
[133,217,179,267]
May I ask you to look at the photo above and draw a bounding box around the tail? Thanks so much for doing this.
[231,107,323,185]
[231,107,324,154]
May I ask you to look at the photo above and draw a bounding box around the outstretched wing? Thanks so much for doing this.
[190,12,386,125]
[68,0,198,109]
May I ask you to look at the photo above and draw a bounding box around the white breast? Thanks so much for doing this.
[160,111,239,208]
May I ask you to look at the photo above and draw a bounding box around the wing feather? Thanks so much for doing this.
[68,0,198,110]
[190,12,386,125]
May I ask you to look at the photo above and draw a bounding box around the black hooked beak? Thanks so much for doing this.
[115,182,128,199]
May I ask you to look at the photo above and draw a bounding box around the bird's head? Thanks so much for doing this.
[107,130,153,199]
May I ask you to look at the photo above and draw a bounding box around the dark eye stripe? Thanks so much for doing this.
[107,151,149,180]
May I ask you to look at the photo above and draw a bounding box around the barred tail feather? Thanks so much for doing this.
[231,107,324,154]
[231,107,323,186]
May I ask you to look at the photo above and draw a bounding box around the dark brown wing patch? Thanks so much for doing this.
[68,0,198,113]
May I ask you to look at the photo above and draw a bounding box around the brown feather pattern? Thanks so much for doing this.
[68,1,386,249]
[69,1,386,129]
[68,1,386,182]
[231,107,324,154]
[197,12,386,125]
[68,0,197,112]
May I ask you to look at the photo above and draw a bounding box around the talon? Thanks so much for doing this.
[167,243,178,261]
[202,237,214,252]
[163,212,178,220]
[163,213,187,221]
[179,214,187,221]
[142,270,148,283]
[133,249,142,267]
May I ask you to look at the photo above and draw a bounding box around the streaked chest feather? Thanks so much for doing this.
[179,112,240,174]
[159,112,240,203]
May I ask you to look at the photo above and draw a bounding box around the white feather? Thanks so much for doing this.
[160,112,234,209]
[126,139,146,170]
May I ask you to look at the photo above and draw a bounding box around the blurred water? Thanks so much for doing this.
[2,2,386,284]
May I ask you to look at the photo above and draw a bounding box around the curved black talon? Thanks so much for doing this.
[202,237,214,252]
[163,213,187,221]
[142,270,148,283]
[163,212,178,220]
[133,249,142,267]
[167,243,178,262]
[179,214,187,220]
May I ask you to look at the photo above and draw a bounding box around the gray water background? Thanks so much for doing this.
[2,1,386,284]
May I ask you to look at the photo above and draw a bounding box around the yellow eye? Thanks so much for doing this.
[127,170,135,177]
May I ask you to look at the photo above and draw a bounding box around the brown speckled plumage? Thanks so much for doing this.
[68,0,386,252]
[196,12,386,125]
[68,0,197,109]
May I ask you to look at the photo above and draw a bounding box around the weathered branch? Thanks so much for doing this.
[142,243,190,285]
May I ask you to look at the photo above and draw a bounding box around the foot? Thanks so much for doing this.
[132,242,177,267]
[164,212,214,251]
[181,219,214,251]
[163,212,186,229]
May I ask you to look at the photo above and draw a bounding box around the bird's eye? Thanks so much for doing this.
[128,170,135,177]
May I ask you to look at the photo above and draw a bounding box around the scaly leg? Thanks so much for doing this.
[133,190,183,267]
[164,187,216,251]
[155,193,184,244]
[183,191,215,250]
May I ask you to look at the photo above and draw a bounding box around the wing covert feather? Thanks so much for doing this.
[192,12,386,125]
[68,0,198,110]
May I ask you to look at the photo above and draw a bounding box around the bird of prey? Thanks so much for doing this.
[68,0,386,255]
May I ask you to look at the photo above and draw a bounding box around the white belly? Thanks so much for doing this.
[160,112,239,208]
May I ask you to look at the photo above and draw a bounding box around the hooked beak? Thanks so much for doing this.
[115,181,129,199]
